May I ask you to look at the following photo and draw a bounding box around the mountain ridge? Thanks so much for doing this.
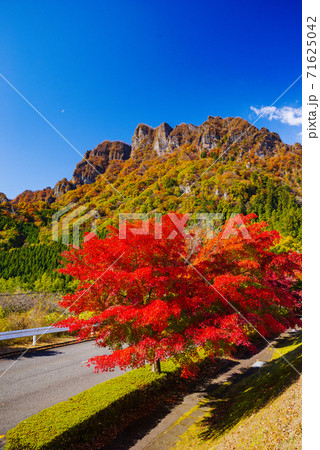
[0,114,302,288]
[9,115,301,205]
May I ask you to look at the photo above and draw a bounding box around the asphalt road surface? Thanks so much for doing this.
[0,341,127,435]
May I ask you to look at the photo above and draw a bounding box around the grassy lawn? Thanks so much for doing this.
[173,331,302,449]
[5,352,233,449]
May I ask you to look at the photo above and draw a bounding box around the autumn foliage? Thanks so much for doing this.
[58,214,301,378]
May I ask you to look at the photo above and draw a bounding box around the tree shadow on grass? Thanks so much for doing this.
[101,358,239,450]
[198,332,302,442]
[272,328,302,348]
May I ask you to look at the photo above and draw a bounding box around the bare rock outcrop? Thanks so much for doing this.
[9,115,300,206]
[71,140,131,185]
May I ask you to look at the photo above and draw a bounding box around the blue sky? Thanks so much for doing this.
[0,0,301,199]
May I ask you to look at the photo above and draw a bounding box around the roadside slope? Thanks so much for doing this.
[212,377,301,449]
[173,331,302,450]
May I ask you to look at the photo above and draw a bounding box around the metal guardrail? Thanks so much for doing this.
[0,326,69,346]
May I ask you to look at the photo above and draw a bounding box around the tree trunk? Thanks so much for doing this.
[151,359,161,373]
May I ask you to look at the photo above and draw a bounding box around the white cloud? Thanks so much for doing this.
[250,105,302,126]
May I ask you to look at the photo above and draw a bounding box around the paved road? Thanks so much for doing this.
[0,341,127,435]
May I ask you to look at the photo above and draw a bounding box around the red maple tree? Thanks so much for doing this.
[57,214,301,378]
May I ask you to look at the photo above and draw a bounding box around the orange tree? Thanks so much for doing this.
[57,214,301,378]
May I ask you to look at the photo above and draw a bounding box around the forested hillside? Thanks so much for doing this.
[0,116,302,292]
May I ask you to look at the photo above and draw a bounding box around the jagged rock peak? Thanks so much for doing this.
[132,123,173,156]
[153,123,173,156]
[0,192,9,204]
[71,140,131,185]
[9,115,300,206]
[53,178,75,199]
[12,187,53,204]
[131,123,155,153]
[132,121,199,156]
[131,115,292,160]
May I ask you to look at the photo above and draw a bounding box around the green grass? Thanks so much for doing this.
[271,335,301,360]
[5,359,181,450]
[174,331,302,449]
[5,333,302,450]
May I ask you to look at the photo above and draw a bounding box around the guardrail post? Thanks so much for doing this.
[0,326,70,342]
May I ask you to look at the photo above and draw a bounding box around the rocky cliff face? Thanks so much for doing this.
[0,193,9,204]
[131,116,290,159]
[11,141,131,204]
[12,187,53,205]
[10,115,300,205]
[71,140,131,185]
[131,122,196,157]
[52,178,75,200]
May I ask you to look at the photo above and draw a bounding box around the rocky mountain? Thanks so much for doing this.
[9,115,301,208]
[131,116,298,160]
[12,140,132,204]
[0,193,9,204]
[0,114,302,288]
[0,114,302,294]
[12,187,53,205]
[70,140,131,185]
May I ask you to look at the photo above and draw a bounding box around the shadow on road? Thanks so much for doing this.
[1,348,63,360]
